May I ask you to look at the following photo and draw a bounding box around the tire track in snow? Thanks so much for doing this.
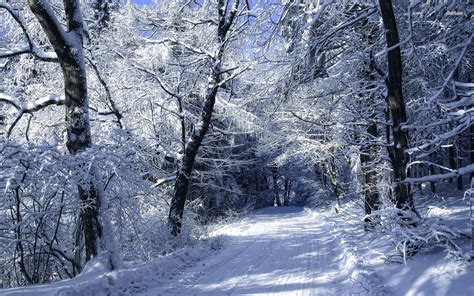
[274,229,309,295]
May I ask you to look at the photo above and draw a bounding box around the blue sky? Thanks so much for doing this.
[132,0,153,5]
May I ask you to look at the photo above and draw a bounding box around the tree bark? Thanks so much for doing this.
[361,34,381,222]
[471,125,474,180]
[378,0,415,211]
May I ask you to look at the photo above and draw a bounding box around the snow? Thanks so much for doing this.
[0,93,65,113]
[0,239,223,296]
[140,206,386,296]
[0,206,374,296]
[151,175,176,187]
[2,0,473,294]
[403,164,474,184]
[361,191,474,296]
[1,192,472,295]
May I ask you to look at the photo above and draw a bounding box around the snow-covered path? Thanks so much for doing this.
[141,206,377,296]
[2,200,472,296]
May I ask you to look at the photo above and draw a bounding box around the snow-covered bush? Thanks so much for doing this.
[368,206,466,264]
[0,137,221,286]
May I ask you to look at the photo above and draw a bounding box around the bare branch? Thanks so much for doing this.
[86,55,124,129]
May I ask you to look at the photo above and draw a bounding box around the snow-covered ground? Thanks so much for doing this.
[140,206,387,295]
[359,187,474,296]
[1,191,472,296]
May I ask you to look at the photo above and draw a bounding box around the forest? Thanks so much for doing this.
[0,0,473,295]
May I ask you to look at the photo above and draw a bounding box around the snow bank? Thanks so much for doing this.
[0,238,223,296]
[332,185,474,296]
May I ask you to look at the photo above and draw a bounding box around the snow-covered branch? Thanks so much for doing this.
[406,109,473,157]
[0,93,65,113]
[427,34,473,104]
[216,65,251,87]
[402,164,474,184]
[127,59,184,102]
[0,93,64,137]
[0,3,58,62]
[145,38,213,58]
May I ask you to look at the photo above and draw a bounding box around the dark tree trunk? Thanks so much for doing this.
[283,179,291,206]
[456,137,463,189]
[327,157,341,208]
[271,164,281,206]
[378,0,415,211]
[361,121,380,220]
[62,64,103,261]
[169,78,221,234]
[429,162,436,193]
[168,0,240,236]
[448,145,456,183]
[320,163,327,187]
[361,33,381,222]
[471,125,474,179]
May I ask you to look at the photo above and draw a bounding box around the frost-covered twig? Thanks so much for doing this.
[0,3,58,62]
[427,34,473,104]
[145,38,213,58]
[0,93,65,137]
[0,93,65,113]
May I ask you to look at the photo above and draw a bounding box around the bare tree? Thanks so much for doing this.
[168,0,242,235]
[0,0,120,269]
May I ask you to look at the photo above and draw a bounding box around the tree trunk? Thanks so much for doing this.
[448,145,463,190]
[326,157,341,208]
[168,60,221,235]
[62,61,104,262]
[378,0,415,211]
[271,164,281,206]
[448,145,456,183]
[283,178,291,206]
[457,145,464,190]
[361,122,380,219]
[471,125,474,179]
[28,0,119,269]
[429,162,436,193]
[470,177,474,252]
[168,0,240,235]
[361,33,381,222]
[320,163,327,186]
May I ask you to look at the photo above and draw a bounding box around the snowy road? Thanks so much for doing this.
[3,202,471,296]
[141,206,380,296]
